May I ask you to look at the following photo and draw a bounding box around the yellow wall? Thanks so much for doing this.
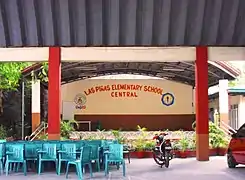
[61,79,193,115]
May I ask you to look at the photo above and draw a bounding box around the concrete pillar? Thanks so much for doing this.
[32,80,41,132]
[195,47,209,161]
[48,47,61,140]
[219,79,229,125]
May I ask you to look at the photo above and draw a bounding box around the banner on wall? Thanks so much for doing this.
[74,83,175,109]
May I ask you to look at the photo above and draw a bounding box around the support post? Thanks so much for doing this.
[21,80,25,140]
[31,79,40,133]
[195,47,209,161]
[48,47,61,140]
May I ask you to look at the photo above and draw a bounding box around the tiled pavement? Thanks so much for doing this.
[0,157,244,180]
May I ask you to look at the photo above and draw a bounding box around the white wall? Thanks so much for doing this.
[209,95,245,128]
[238,96,245,127]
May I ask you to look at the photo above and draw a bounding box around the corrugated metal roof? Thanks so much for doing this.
[0,0,245,47]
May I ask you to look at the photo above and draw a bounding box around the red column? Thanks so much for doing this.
[195,47,209,161]
[48,47,61,140]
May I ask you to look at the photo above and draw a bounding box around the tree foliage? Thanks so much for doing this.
[0,62,32,90]
[229,76,245,87]
[38,62,48,82]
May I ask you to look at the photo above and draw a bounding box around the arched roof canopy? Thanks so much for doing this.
[22,61,239,87]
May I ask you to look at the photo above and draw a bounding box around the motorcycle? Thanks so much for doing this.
[152,133,173,168]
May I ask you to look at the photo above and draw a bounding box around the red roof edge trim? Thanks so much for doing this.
[21,63,43,75]
[214,61,241,77]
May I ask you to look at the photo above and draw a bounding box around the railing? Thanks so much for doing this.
[25,121,48,141]
[220,121,236,135]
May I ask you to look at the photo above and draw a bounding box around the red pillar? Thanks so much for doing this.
[48,47,61,140]
[195,47,209,161]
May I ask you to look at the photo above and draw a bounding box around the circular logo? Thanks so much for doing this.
[74,94,87,106]
[161,93,174,106]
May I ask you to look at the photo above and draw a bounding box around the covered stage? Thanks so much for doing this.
[1,0,245,161]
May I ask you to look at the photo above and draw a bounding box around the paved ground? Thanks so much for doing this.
[0,157,244,180]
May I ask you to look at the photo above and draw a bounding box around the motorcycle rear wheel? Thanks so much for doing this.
[153,151,165,166]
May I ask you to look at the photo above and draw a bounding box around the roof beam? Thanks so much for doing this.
[0,47,244,62]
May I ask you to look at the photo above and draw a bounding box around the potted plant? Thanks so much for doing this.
[61,119,78,140]
[172,141,181,158]
[217,137,229,156]
[209,122,228,156]
[177,133,189,158]
[188,134,196,157]
[144,140,155,158]
[132,125,148,158]
[133,141,145,158]
[111,129,126,144]
[209,132,218,156]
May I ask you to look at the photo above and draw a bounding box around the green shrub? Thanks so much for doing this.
[209,122,229,148]
[61,119,78,139]
[38,133,48,140]
[111,129,126,144]
[133,125,148,151]
[0,125,7,139]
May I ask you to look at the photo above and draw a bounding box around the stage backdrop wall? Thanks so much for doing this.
[61,79,193,117]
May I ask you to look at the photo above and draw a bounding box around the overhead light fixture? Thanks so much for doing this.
[162,68,184,72]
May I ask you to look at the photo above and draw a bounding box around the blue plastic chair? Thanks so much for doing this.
[76,141,85,151]
[22,142,41,172]
[87,140,102,147]
[104,144,126,177]
[37,143,58,175]
[25,142,40,160]
[0,143,5,175]
[102,140,113,150]
[57,143,76,175]
[65,146,93,180]
[90,144,101,171]
[5,144,27,176]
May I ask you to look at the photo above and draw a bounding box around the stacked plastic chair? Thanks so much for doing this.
[5,143,27,176]
[57,143,77,175]
[0,142,5,175]
[104,144,126,177]
[90,144,101,172]
[37,143,58,175]
[65,146,93,180]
